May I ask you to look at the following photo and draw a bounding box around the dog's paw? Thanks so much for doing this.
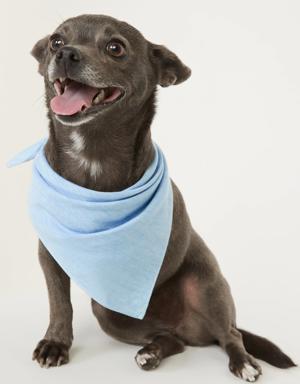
[32,339,69,368]
[240,363,261,382]
[229,354,262,382]
[135,348,162,370]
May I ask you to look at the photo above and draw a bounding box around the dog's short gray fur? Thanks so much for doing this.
[29,14,295,380]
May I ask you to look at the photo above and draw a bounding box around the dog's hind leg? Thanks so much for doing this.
[180,235,262,381]
[135,333,185,370]
[222,328,262,382]
[200,281,262,382]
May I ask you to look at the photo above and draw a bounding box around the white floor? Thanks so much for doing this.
[1,289,299,384]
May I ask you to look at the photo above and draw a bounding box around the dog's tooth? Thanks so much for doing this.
[54,82,61,95]
[92,89,106,105]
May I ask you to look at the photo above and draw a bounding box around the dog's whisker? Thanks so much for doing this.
[33,94,46,105]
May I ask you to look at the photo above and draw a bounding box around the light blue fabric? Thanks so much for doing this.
[8,138,173,319]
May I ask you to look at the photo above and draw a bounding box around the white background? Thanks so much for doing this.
[1,1,299,383]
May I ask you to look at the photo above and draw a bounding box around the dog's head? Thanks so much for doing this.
[31,14,191,127]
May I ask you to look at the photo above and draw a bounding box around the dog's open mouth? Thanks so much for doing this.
[50,78,124,116]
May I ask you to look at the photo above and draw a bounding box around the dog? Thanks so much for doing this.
[28,14,295,381]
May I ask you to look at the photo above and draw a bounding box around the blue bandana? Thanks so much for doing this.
[8,138,173,319]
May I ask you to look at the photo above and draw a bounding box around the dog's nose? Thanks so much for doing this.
[55,46,81,63]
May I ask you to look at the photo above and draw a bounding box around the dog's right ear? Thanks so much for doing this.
[31,35,49,76]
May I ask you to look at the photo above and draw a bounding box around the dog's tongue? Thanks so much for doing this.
[50,81,99,116]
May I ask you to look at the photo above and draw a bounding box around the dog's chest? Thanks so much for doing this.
[65,131,102,180]
[58,131,134,191]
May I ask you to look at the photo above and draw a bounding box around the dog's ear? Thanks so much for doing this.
[149,43,191,87]
[31,35,50,76]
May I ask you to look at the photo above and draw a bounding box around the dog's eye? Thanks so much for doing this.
[50,35,65,51]
[106,41,126,57]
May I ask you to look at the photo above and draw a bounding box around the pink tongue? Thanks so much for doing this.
[50,82,99,116]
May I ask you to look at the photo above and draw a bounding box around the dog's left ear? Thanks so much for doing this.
[31,35,50,76]
[149,43,191,87]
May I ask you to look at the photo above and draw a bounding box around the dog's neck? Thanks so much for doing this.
[44,91,156,192]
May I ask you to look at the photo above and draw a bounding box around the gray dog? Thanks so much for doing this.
[28,14,295,381]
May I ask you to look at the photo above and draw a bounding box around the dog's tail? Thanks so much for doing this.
[238,328,296,368]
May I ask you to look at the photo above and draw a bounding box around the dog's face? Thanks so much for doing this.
[31,15,191,127]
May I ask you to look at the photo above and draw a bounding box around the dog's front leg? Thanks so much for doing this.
[32,241,73,368]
